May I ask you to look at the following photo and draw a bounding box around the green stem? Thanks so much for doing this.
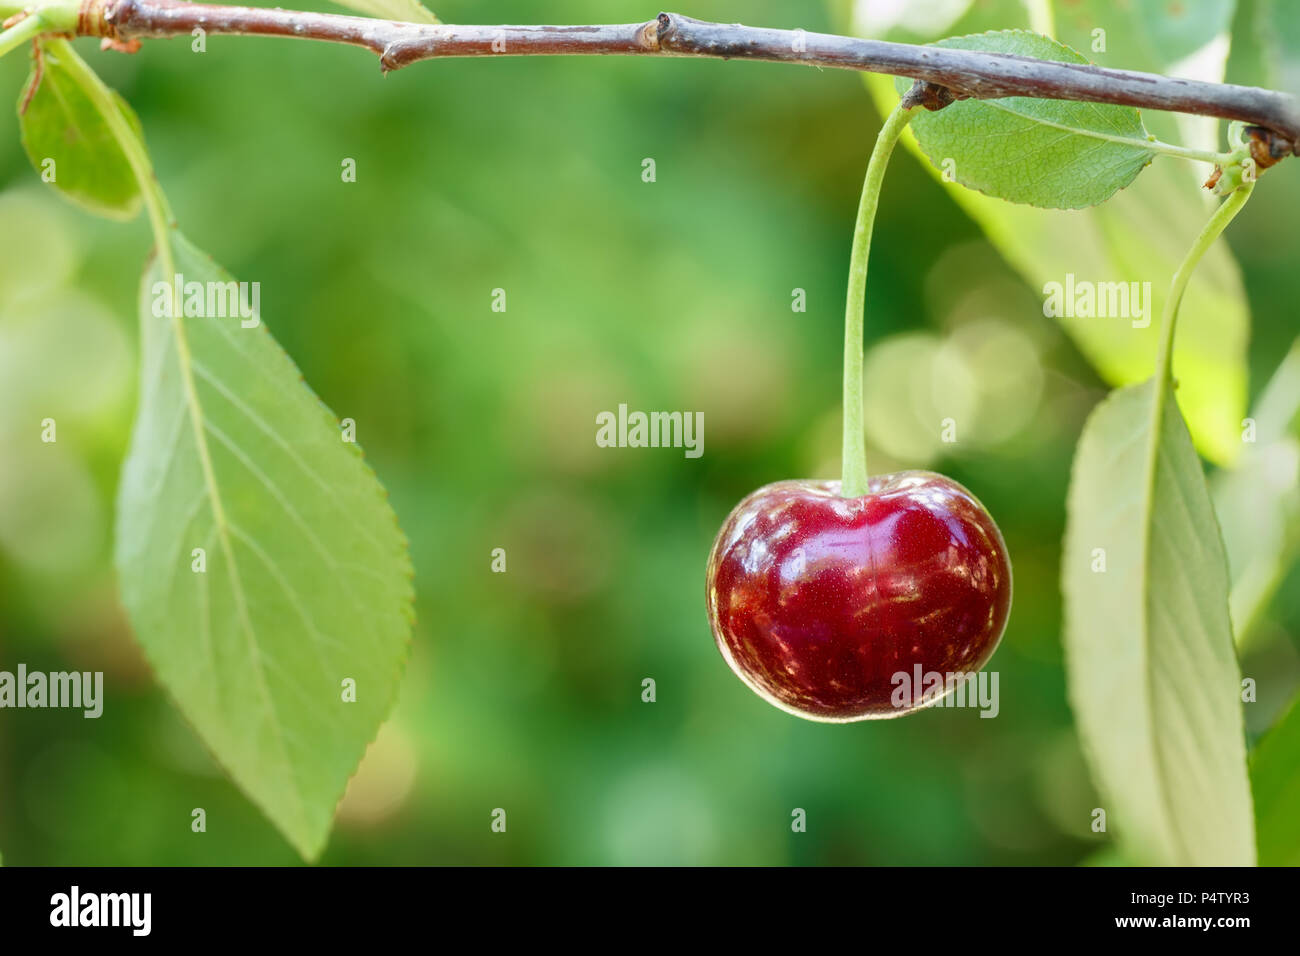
[1154,182,1255,383]
[1145,138,1230,166]
[0,11,45,58]
[841,102,915,498]
[51,38,243,630]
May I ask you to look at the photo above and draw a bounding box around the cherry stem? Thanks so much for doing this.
[1154,181,1254,385]
[841,101,916,498]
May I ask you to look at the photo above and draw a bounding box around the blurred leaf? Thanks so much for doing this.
[115,232,414,860]
[1213,337,1300,648]
[17,41,141,221]
[1262,0,1300,96]
[1247,335,1300,453]
[1062,379,1254,865]
[858,6,1249,464]
[1053,0,1235,136]
[328,0,437,24]
[1077,845,1133,866]
[1251,692,1300,864]
[1054,0,1233,59]
[1225,0,1274,90]
[1215,443,1300,644]
[1226,0,1300,100]
[898,32,1153,209]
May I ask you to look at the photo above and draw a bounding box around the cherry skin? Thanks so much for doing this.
[706,471,1011,721]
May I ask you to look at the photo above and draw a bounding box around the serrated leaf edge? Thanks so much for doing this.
[117,234,416,860]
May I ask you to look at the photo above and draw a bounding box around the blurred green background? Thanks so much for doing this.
[1,0,1297,865]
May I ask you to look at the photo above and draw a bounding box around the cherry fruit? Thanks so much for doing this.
[706,471,1011,721]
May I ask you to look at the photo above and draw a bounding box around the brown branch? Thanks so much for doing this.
[81,0,1300,154]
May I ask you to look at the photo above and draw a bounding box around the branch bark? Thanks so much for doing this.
[80,1,1300,154]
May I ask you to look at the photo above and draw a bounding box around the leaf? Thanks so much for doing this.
[1256,0,1300,96]
[1225,0,1276,91]
[896,31,1153,209]
[856,2,1251,464]
[1052,0,1236,158]
[861,71,1248,461]
[1251,693,1300,865]
[1214,442,1300,644]
[1059,0,1234,61]
[1054,1,1236,120]
[328,0,437,24]
[1077,845,1133,866]
[115,232,414,859]
[1212,336,1300,649]
[18,41,142,221]
[1062,378,1254,865]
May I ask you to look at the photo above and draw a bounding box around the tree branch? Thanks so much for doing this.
[80,1,1300,155]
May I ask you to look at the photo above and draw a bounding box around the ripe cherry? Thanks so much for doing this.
[706,472,1011,721]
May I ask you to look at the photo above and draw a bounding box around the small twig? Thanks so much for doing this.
[77,1,1300,154]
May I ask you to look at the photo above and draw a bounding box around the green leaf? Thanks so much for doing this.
[1054,1,1236,114]
[856,0,1251,465]
[1077,845,1133,866]
[328,0,437,24]
[1225,0,1276,91]
[115,232,414,859]
[1062,378,1254,865]
[1251,693,1300,865]
[18,41,142,221]
[1212,337,1300,649]
[859,112,1247,468]
[1255,0,1300,96]
[897,31,1153,209]
[1214,442,1300,645]
[1052,0,1236,164]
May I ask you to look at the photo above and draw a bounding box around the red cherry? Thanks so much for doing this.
[706,472,1011,721]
